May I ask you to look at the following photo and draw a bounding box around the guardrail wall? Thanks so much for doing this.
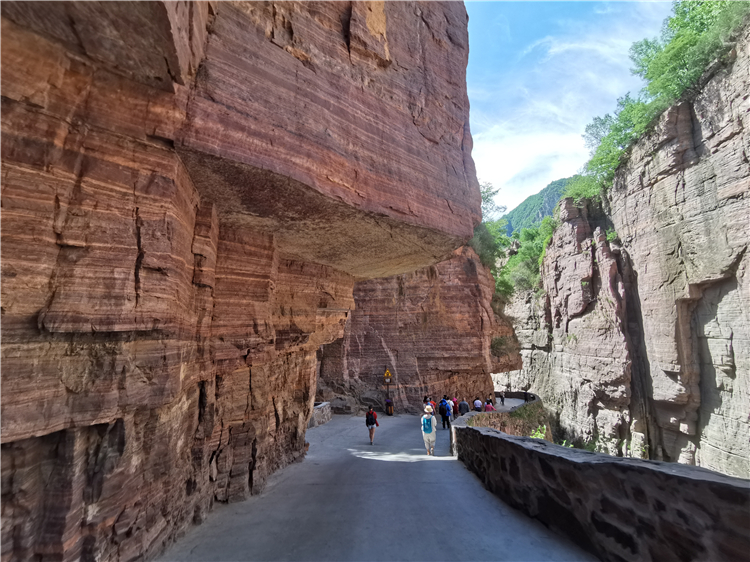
[452,413,750,562]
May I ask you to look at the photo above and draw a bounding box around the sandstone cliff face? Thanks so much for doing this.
[318,246,520,414]
[503,24,750,477]
[503,202,642,457]
[0,2,479,560]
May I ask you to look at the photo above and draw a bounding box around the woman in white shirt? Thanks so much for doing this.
[421,406,438,455]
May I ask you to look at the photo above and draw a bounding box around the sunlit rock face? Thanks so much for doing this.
[0,2,479,560]
[502,201,635,457]
[318,246,521,413]
[503,24,750,477]
[607,23,750,476]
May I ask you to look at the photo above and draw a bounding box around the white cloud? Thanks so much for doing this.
[469,2,673,213]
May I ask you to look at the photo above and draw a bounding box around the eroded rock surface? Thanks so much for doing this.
[318,246,520,413]
[503,24,750,477]
[0,2,479,560]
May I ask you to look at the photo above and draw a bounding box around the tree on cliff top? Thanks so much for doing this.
[469,182,509,277]
[565,0,750,202]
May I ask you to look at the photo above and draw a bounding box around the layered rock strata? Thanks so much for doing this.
[0,2,479,560]
[503,24,750,477]
[318,246,520,414]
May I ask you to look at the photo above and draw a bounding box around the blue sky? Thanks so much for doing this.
[466,1,674,213]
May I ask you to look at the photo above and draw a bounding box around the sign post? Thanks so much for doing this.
[384,367,393,415]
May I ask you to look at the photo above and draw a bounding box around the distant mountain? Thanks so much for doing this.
[502,177,573,235]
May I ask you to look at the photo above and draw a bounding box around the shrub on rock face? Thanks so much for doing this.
[490,336,509,357]
[496,216,557,298]
[469,181,509,275]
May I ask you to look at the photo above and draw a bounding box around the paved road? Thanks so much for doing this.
[159,415,596,562]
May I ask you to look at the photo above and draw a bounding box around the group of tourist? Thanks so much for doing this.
[365,392,509,454]
[418,394,501,455]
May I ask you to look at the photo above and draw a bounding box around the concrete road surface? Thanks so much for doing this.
[158,414,596,562]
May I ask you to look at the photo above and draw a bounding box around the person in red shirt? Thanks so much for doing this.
[366,406,379,445]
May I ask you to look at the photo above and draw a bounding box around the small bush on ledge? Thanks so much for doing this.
[468,401,551,440]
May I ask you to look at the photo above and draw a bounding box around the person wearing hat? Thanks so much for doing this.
[421,405,438,456]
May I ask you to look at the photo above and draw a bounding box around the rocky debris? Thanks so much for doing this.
[318,246,521,414]
[0,2,480,560]
[455,421,750,562]
[503,24,750,477]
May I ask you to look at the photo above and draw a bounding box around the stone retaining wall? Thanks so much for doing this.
[307,402,332,429]
[453,413,750,562]
[493,391,539,409]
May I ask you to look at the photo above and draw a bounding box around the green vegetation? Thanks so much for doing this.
[490,336,509,357]
[474,3,749,300]
[469,181,557,299]
[530,425,546,439]
[469,401,550,439]
[508,400,545,422]
[495,216,557,298]
[566,1,750,201]
[502,177,573,236]
[469,182,508,275]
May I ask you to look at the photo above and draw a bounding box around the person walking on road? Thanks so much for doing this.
[366,406,379,445]
[458,398,470,417]
[473,397,483,412]
[499,391,505,407]
[439,396,452,429]
[421,405,437,455]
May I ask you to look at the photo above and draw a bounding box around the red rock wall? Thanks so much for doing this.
[0,2,479,560]
[318,247,521,414]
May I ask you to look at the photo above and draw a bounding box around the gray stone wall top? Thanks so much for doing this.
[455,419,750,562]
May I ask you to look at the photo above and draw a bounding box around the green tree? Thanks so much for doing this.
[479,181,505,222]
[469,182,509,274]
[570,1,750,201]
[496,216,557,297]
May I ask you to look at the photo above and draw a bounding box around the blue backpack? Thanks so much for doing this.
[422,415,433,433]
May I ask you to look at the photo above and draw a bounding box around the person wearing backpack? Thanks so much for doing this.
[365,406,379,445]
[421,405,437,455]
[438,396,452,429]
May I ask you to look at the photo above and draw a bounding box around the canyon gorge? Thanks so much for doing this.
[2,2,749,562]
